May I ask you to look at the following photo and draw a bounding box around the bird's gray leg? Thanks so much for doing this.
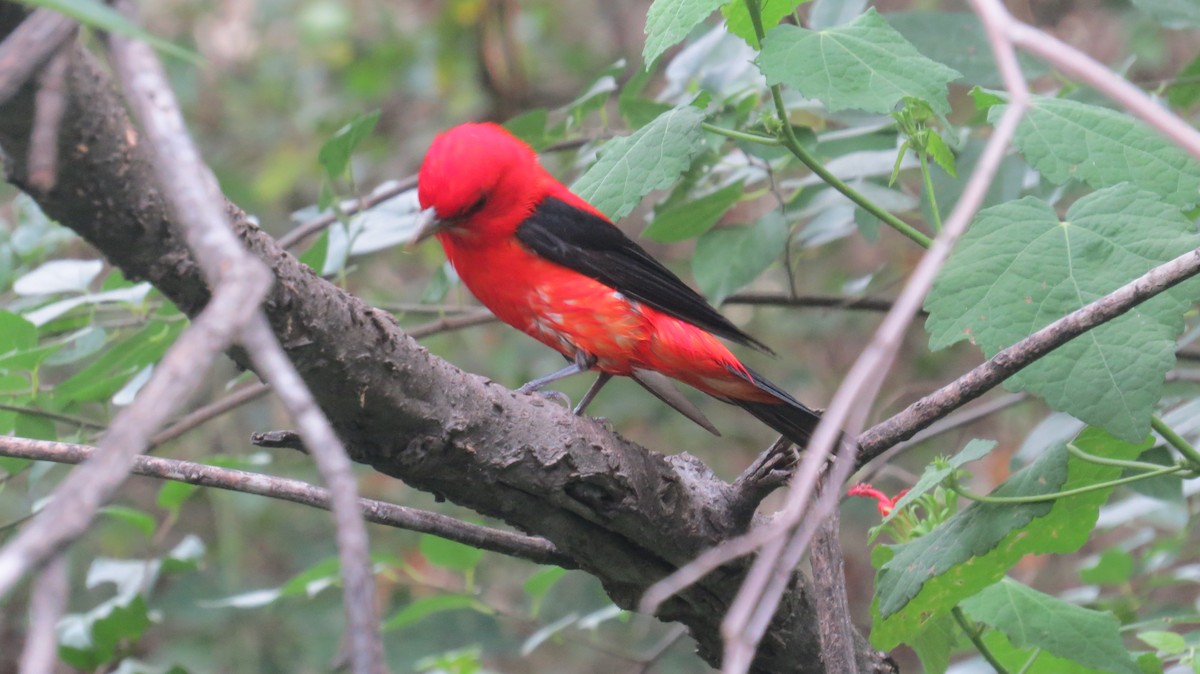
[573,372,613,415]
[518,351,596,394]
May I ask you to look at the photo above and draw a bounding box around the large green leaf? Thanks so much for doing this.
[419,534,484,572]
[643,180,744,242]
[692,210,788,304]
[572,105,707,221]
[757,9,960,114]
[961,578,1140,674]
[643,0,725,65]
[994,96,1200,208]
[886,12,1047,87]
[721,0,811,48]
[871,428,1148,647]
[925,184,1200,442]
[1168,53,1200,110]
[980,630,1119,674]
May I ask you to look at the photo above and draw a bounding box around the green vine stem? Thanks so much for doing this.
[947,462,1186,505]
[1151,414,1200,468]
[1015,648,1042,674]
[952,606,1011,674]
[701,122,781,146]
[918,149,943,234]
[741,0,933,249]
[1065,442,1174,473]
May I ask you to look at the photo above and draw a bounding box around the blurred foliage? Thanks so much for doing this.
[1,0,1200,672]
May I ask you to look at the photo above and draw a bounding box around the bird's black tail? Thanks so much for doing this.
[729,366,823,448]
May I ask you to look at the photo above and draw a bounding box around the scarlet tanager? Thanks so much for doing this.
[412,123,821,446]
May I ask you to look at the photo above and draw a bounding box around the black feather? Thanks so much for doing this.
[727,366,823,447]
[515,197,772,353]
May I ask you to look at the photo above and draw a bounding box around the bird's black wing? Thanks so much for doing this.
[515,197,771,353]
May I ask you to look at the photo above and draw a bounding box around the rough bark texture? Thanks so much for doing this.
[0,12,881,672]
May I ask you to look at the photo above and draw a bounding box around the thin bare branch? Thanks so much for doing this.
[17,554,66,674]
[108,15,383,674]
[724,292,903,314]
[854,392,1028,484]
[0,436,572,568]
[149,382,271,449]
[857,244,1200,466]
[278,177,417,250]
[27,46,69,192]
[0,9,75,106]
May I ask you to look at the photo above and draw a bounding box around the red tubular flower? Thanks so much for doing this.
[848,483,908,517]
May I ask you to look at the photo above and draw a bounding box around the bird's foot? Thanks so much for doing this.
[522,388,572,410]
[728,437,799,530]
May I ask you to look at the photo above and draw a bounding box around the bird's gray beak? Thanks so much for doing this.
[408,206,446,248]
[408,207,444,248]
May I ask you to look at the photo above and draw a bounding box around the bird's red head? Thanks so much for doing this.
[415,123,546,246]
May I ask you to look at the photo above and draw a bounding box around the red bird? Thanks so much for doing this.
[412,123,820,446]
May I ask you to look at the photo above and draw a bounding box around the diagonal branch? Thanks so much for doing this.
[106,16,383,674]
[856,244,1200,466]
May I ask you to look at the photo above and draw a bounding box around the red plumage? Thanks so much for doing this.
[414,122,820,446]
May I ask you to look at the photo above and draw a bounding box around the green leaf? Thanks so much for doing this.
[280,557,341,597]
[1138,630,1188,655]
[925,184,1200,442]
[886,12,1048,87]
[57,319,182,403]
[382,594,492,631]
[722,0,811,49]
[524,566,567,617]
[961,578,1141,674]
[13,258,103,295]
[643,181,744,242]
[503,109,549,149]
[1079,549,1134,586]
[871,427,1148,647]
[692,210,788,304]
[100,506,156,538]
[297,230,330,272]
[981,627,1124,674]
[1125,446,1183,503]
[419,534,484,572]
[908,612,956,674]
[924,131,956,178]
[0,310,36,354]
[643,0,725,65]
[572,105,707,221]
[1132,0,1200,28]
[318,110,380,180]
[757,9,960,114]
[17,0,201,63]
[994,97,1200,208]
[878,439,995,531]
[157,480,199,517]
[420,262,455,304]
[1168,53,1200,110]
[44,326,107,366]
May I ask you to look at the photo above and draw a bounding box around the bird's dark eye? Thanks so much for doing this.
[460,194,487,218]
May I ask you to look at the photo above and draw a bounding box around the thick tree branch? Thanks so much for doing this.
[0,436,571,568]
